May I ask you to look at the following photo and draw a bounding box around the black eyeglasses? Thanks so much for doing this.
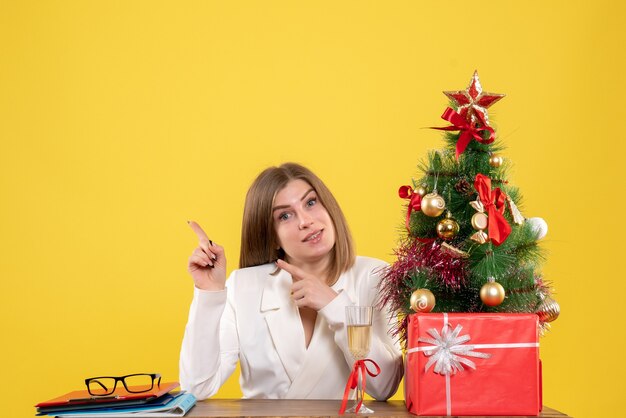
[85,373,161,396]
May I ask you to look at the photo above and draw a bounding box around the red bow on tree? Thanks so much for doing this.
[339,359,381,414]
[474,173,511,246]
[431,107,495,160]
[398,185,422,231]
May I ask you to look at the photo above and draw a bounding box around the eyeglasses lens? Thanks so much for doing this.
[124,374,156,392]
[87,378,117,395]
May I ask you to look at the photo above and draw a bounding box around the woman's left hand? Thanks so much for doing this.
[276,259,338,311]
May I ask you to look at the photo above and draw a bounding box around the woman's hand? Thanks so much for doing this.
[276,259,338,311]
[187,221,227,291]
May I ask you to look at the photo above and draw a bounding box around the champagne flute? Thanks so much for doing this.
[345,306,373,414]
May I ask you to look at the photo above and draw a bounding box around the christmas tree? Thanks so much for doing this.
[380,71,559,347]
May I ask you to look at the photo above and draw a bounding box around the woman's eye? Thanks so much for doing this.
[307,198,317,207]
[279,212,291,221]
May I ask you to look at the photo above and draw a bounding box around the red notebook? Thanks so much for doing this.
[36,381,179,409]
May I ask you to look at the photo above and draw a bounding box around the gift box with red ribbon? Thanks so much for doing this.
[404,313,542,416]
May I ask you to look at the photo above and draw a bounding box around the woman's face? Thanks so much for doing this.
[272,179,336,267]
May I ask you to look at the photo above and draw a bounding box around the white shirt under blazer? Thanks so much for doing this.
[179,256,404,400]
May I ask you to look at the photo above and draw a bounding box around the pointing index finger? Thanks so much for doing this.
[188,220,211,243]
[276,259,303,281]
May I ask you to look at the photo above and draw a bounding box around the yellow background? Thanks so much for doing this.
[1,1,624,417]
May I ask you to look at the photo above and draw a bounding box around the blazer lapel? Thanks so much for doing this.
[285,314,334,398]
[286,277,357,398]
[261,269,306,383]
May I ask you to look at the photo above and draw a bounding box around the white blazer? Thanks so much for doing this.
[179,256,403,400]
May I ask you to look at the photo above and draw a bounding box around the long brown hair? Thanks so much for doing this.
[239,163,355,283]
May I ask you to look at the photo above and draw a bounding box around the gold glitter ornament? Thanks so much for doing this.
[537,295,560,323]
[436,212,460,240]
[489,154,504,167]
[480,277,505,306]
[420,192,446,217]
[410,289,436,313]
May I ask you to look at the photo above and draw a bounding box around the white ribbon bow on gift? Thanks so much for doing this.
[418,323,491,375]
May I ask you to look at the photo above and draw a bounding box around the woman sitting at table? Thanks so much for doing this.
[179,163,403,400]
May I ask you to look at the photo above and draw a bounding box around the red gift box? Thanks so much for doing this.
[404,313,542,416]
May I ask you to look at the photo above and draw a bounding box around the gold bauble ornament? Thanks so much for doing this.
[410,289,436,313]
[480,277,505,306]
[436,212,460,240]
[537,296,560,323]
[489,154,504,167]
[415,185,428,197]
[420,192,446,217]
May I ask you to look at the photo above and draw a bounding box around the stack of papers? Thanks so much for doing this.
[35,382,196,418]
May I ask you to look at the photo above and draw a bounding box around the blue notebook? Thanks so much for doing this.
[53,392,196,418]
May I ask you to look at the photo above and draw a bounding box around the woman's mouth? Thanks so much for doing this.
[303,229,323,243]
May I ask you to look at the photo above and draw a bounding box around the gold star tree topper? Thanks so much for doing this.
[444,70,505,126]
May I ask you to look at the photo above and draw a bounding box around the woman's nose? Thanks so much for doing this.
[298,213,314,229]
